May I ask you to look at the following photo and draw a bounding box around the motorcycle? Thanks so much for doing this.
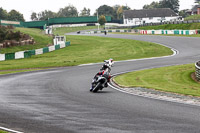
[90,59,114,93]
[90,68,110,93]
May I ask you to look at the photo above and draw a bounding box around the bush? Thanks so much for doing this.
[0,26,33,48]
[0,26,8,42]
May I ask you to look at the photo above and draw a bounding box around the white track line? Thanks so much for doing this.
[0,127,23,133]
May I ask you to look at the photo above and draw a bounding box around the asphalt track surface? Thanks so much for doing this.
[0,34,200,133]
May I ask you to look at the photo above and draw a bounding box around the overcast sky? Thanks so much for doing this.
[0,0,196,21]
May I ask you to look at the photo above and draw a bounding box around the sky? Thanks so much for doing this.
[0,0,196,21]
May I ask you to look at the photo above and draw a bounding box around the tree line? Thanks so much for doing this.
[0,0,200,22]
[30,4,131,21]
[143,0,179,13]
[0,7,25,22]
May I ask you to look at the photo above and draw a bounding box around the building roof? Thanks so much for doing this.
[124,8,178,19]
[191,5,200,12]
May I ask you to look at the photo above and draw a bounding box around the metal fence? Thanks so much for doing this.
[106,19,200,29]
[139,20,200,27]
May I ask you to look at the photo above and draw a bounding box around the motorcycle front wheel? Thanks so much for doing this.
[92,82,101,93]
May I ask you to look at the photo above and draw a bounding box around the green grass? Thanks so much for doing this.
[0,35,172,70]
[0,27,53,54]
[53,26,103,35]
[184,14,200,21]
[114,64,200,97]
[0,130,8,133]
[135,23,200,30]
[0,69,45,75]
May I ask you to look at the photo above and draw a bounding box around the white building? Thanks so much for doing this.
[123,8,180,26]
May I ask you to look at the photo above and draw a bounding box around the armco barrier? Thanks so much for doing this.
[83,29,133,34]
[195,61,200,81]
[65,41,70,46]
[35,48,43,55]
[139,30,197,35]
[60,43,65,48]
[43,47,49,53]
[29,50,36,55]
[0,41,70,61]
[49,45,55,52]
[5,53,15,60]
[15,51,24,59]
[55,45,60,50]
[0,54,5,61]
[24,51,31,58]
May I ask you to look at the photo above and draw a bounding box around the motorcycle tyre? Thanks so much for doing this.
[92,82,101,93]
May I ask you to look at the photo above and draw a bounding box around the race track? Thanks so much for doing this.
[0,34,200,133]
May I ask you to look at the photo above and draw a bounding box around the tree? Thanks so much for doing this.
[143,0,179,13]
[195,0,200,4]
[80,7,90,16]
[159,0,179,13]
[113,5,131,19]
[179,9,190,18]
[143,1,160,9]
[95,5,115,18]
[117,6,131,19]
[112,5,120,19]
[8,10,25,21]
[57,4,78,17]
[98,15,106,25]
[122,5,131,11]
[31,12,38,21]
[0,7,8,20]
[37,10,57,20]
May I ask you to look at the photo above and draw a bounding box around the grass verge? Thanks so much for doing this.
[0,28,53,54]
[0,35,172,70]
[53,26,103,35]
[0,68,45,75]
[0,130,8,133]
[114,64,200,97]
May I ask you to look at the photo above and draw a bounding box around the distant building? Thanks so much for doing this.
[190,5,200,15]
[123,8,179,26]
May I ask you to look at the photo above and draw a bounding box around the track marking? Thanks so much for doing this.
[0,127,23,133]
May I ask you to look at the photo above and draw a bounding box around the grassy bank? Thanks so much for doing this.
[0,69,45,75]
[135,23,200,30]
[114,64,200,97]
[53,26,102,35]
[0,35,172,70]
[184,14,200,21]
[0,28,53,54]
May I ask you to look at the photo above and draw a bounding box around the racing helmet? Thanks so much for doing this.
[109,58,113,63]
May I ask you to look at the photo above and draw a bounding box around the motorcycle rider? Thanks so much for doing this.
[90,59,114,91]
[101,58,114,72]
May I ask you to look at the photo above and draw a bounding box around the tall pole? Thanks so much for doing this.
[97,12,99,30]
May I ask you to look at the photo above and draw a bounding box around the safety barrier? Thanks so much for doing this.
[0,41,70,61]
[195,61,200,81]
[83,29,133,34]
[139,30,197,35]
